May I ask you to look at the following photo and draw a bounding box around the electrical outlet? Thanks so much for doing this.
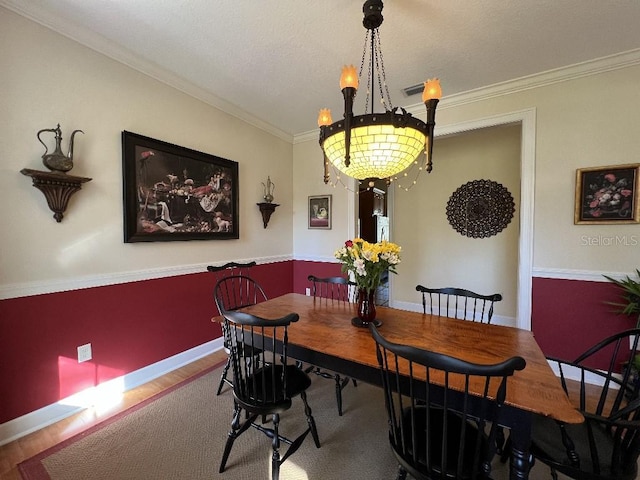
[77,343,92,363]
[305,287,311,296]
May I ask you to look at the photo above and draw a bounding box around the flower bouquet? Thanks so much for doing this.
[334,238,401,326]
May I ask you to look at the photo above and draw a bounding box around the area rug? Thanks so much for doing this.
[19,361,401,480]
[19,361,548,480]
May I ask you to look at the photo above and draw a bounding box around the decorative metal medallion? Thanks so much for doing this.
[446,180,515,238]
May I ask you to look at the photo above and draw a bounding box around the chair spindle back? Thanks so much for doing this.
[371,324,525,479]
[415,285,502,324]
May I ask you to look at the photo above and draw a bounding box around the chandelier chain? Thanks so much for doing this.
[373,29,393,111]
[360,31,372,114]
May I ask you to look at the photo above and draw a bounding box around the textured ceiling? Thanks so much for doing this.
[3,0,640,139]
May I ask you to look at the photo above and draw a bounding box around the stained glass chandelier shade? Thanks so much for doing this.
[318,0,441,187]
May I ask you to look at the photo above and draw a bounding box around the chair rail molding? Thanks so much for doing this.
[0,255,292,300]
[533,267,634,283]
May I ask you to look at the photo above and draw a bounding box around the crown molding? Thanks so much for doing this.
[420,49,640,114]
[0,1,293,143]
[295,48,640,143]
[5,0,639,146]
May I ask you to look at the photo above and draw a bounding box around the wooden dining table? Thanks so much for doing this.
[235,292,584,480]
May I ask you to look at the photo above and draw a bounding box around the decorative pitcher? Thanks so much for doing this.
[37,124,83,173]
[262,176,275,203]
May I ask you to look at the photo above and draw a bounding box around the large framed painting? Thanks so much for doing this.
[122,131,239,242]
[574,163,640,224]
[308,195,332,229]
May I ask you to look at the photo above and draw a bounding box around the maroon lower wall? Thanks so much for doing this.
[292,260,344,295]
[0,261,292,424]
[1,262,631,425]
[532,276,633,367]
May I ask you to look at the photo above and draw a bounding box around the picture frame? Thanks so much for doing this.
[574,163,640,224]
[122,131,239,242]
[308,195,332,229]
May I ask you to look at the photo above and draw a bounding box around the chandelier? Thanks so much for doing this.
[318,0,442,189]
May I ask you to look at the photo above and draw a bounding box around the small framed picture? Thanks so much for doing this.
[308,195,332,229]
[574,164,640,224]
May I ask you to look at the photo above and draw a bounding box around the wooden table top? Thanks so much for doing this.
[238,293,584,424]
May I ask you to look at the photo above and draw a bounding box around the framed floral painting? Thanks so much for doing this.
[308,195,332,229]
[574,164,640,224]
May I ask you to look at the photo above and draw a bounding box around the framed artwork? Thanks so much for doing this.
[308,195,332,229]
[122,131,239,242]
[574,163,640,224]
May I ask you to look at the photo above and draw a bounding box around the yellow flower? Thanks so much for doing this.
[335,238,402,292]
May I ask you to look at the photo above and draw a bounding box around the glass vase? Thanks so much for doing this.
[352,288,382,328]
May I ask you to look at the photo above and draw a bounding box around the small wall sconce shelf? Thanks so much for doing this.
[257,202,279,228]
[21,168,92,222]
[22,123,89,222]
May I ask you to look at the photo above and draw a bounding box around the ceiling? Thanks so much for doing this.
[3,0,640,139]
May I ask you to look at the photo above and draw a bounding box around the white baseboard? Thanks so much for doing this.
[0,338,224,446]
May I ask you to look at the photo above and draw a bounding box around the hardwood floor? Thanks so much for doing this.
[0,351,227,480]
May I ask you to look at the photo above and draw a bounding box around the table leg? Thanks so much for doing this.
[508,412,532,480]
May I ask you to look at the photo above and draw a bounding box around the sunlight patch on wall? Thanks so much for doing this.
[57,356,126,411]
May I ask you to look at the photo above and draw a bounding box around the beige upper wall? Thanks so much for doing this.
[0,8,293,289]
[292,140,356,260]
[393,125,521,321]
[434,68,640,272]
[294,64,640,277]
[3,6,639,294]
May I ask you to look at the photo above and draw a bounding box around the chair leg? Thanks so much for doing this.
[496,426,505,455]
[352,378,357,387]
[219,403,242,473]
[271,413,281,480]
[396,465,408,480]
[334,374,344,416]
[216,357,231,395]
[500,437,511,463]
[300,390,320,447]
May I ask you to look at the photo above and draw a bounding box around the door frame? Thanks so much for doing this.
[382,108,536,331]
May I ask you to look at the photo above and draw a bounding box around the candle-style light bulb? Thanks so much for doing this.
[317,109,333,127]
[422,78,442,102]
[340,65,359,90]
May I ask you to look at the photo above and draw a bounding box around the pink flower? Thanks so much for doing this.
[141,151,155,159]
[604,174,616,183]
[621,189,632,197]
[591,209,602,217]
[345,240,353,248]
[590,199,599,208]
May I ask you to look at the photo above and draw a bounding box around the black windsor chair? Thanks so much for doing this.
[370,324,526,480]
[415,285,503,324]
[217,306,321,480]
[515,329,640,480]
[208,261,265,395]
[305,274,358,415]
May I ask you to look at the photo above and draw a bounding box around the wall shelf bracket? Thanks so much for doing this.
[257,202,279,228]
[21,168,92,222]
